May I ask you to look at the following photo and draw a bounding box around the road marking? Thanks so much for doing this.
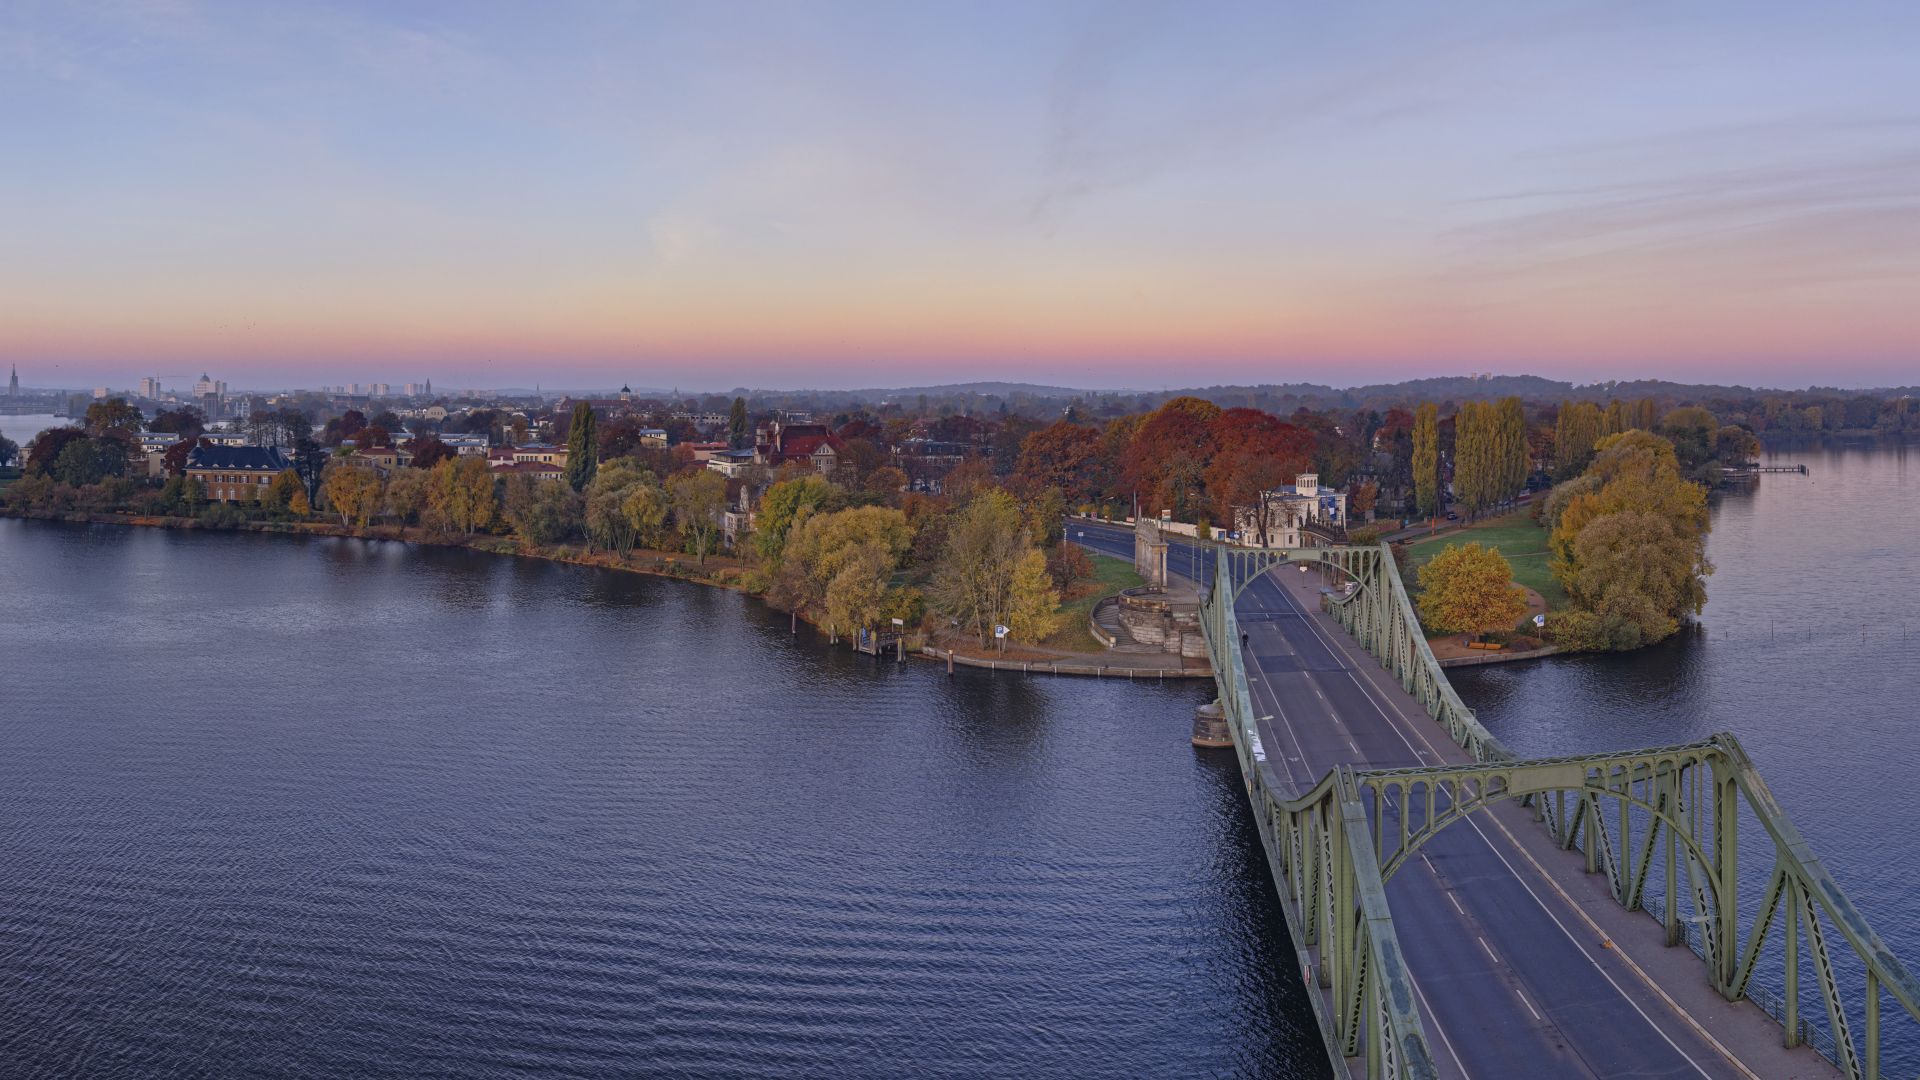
[1478,936,1500,964]
[1407,969,1474,1080]
[1255,558,1742,1079]
[1517,991,1544,1022]
[1448,892,1466,916]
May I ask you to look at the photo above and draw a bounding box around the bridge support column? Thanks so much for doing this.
[1714,773,1740,996]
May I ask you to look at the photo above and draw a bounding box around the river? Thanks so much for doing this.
[0,520,1320,1078]
[1450,441,1920,1072]
[1,442,1914,1077]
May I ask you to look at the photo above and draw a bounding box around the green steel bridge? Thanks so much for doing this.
[1108,519,1920,1080]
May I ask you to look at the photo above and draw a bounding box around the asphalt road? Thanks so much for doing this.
[1069,523,1743,1080]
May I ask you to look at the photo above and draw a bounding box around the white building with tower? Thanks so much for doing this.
[1231,473,1349,547]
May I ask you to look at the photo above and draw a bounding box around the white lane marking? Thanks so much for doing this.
[1408,969,1475,1080]
[1478,936,1500,964]
[1256,563,1732,1079]
[1518,991,1544,1022]
[1458,814,1714,1078]
[1448,893,1466,916]
[1420,853,1437,874]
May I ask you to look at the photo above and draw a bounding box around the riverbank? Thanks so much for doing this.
[2,506,1181,680]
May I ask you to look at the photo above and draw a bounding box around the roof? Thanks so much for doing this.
[185,445,291,472]
[782,434,836,457]
[494,460,563,474]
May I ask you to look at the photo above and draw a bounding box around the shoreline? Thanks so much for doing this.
[1,507,1169,680]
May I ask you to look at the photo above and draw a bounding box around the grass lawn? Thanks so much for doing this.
[1042,552,1145,652]
[1403,510,1568,612]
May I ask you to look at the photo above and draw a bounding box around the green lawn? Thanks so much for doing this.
[1403,510,1568,611]
[1043,552,1145,652]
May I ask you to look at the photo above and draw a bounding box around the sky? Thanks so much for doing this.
[2,0,1917,392]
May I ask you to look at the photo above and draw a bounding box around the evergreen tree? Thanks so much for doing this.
[566,402,598,491]
[729,396,750,449]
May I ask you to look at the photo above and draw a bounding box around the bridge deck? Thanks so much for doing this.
[1073,523,1839,1080]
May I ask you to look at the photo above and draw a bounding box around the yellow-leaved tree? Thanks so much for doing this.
[1416,542,1528,636]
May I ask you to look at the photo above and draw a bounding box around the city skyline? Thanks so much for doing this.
[4,1,1917,390]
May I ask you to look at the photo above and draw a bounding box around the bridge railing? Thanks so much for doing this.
[1204,552,1438,1080]
[1197,526,1920,1078]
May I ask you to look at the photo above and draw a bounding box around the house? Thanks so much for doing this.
[1231,473,1349,547]
[753,418,839,474]
[637,428,669,449]
[684,441,729,462]
[721,476,762,550]
[184,445,292,503]
[439,433,491,456]
[487,443,570,469]
[132,432,183,477]
[344,445,410,474]
[495,461,566,482]
[705,448,758,477]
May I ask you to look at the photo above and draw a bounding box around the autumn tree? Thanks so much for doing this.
[1121,396,1222,521]
[772,506,914,641]
[753,475,843,563]
[1411,403,1439,518]
[501,475,582,545]
[929,489,1059,647]
[1416,542,1529,636]
[321,465,384,529]
[1013,420,1105,501]
[1547,430,1711,650]
[265,469,303,514]
[584,459,666,554]
[84,398,145,436]
[383,467,432,524]
[431,456,496,534]
[1205,408,1315,529]
[667,468,727,564]
[566,402,598,491]
[408,436,457,470]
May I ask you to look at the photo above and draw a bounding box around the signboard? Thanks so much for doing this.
[993,624,1010,639]
[1533,614,1547,628]
[891,617,904,627]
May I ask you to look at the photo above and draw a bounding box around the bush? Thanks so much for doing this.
[1046,542,1094,589]
[198,502,249,529]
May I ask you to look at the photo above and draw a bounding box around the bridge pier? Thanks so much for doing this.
[1191,699,1231,748]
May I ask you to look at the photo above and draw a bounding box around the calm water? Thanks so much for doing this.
[0,521,1320,1078]
[1452,442,1920,1068]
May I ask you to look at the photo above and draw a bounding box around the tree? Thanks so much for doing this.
[321,465,383,529]
[408,436,457,470]
[929,490,1059,647]
[584,459,664,554]
[1411,403,1439,518]
[501,475,582,545]
[566,402,598,491]
[729,396,750,449]
[1204,408,1315,528]
[1546,430,1712,651]
[1121,396,1222,520]
[84,398,144,436]
[773,505,914,639]
[265,469,303,514]
[753,475,843,563]
[1416,542,1529,636]
[52,437,128,486]
[431,456,496,534]
[667,468,727,563]
[383,468,432,524]
[0,434,16,469]
[148,406,207,438]
[24,427,88,477]
[1013,420,1106,502]
[863,465,910,507]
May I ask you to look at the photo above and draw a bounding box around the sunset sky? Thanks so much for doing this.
[3,1,1916,391]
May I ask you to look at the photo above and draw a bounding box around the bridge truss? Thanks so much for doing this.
[1200,539,1920,1080]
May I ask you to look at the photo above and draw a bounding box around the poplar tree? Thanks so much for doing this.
[566,402,598,491]
[729,396,750,449]
[1412,402,1439,518]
